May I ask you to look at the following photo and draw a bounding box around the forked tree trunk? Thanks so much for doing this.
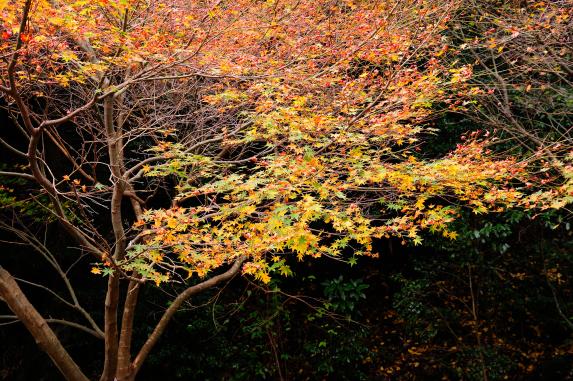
[0,267,89,381]
[1,257,245,381]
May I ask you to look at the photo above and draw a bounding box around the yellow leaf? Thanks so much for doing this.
[408,348,423,356]
[220,61,232,73]
[259,272,271,284]
[167,217,178,229]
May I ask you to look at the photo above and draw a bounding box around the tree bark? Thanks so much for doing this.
[116,280,141,381]
[100,95,124,381]
[100,275,120,381]
[0,267,89,381]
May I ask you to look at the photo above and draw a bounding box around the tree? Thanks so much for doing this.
[451,0,572,183]
[0,0,568,380]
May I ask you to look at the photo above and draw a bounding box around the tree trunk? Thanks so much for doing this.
[116,280,141,381]
[0,267,89,381]
[100,275,120,381]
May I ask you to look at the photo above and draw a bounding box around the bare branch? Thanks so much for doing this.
[0,267,90,381]
[131,257,246,376]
